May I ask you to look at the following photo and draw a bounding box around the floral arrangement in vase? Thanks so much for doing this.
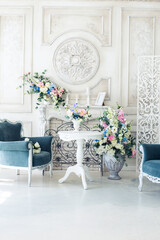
[94,105,136,159]
[18,70,66,109]
[65,103,92,131]
[25,138,41,154]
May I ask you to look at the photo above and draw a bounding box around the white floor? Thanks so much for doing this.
[0,169,160,240]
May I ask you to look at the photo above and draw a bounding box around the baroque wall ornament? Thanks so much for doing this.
[53,38,100,84]
[137,56,160,169]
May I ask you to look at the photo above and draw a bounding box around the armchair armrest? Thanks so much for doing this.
[141,144,160,162]
[0,141,29,151]
[23,136,53,153]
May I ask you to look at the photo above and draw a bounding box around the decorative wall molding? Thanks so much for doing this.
[128,16,155,107]
[0,7,33,113]
[53,38,100,84]
[121,9,160,114]
[42,7,112,46]
[137,56,160,169]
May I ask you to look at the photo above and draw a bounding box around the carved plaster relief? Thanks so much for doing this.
[53,38,100,84]
[42,7,112,46]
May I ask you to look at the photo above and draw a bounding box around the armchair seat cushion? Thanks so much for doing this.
[143,160,160,178]
[33,151,51,167]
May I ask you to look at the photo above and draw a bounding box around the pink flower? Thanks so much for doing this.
[132,149,136,157]
[118,109,125,124]
[52,88,64,97]
[108,135,114,141]
[103,122,108,129]
[52,87,58,96]
[77,109,87,117]
[58,89,64,97]
[37,82,44,88]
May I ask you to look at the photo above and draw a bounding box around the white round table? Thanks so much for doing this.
[58,131,103,190]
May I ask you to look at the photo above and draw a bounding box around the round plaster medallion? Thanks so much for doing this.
[53,38,100,84]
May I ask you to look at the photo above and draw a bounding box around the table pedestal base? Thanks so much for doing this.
[59,164,93,190]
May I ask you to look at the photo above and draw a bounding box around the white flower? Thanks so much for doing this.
[105,145,111,151]
[115,143,123,150]
[112,127,117,133]
[40,87,48,93]
[25,138,29,141]
[111,139,117,147]
[120,149,125,155]
[66,109,73,118]
[108,149,115,156]
[96,145,105,155]
[34,142,40,148]
[45,82,50,88]
[118,134,123,140]
[125,132,130,138]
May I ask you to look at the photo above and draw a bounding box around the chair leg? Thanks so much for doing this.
[28,168,32,187]
[16,169,20,175]
[138,172,143,191]
[50,162,53,177]
[42,169,45,176]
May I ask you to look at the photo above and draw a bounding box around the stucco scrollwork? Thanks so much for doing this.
[53,38,100,84]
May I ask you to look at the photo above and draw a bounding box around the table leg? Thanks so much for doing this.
[59,139,89,190]
[83,165,93,182]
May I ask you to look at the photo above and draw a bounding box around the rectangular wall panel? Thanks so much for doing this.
[42,7,112,46]
[128,17,154,107]
[121,9,160,114]
[0,7,32,113]
[0,16,24,105]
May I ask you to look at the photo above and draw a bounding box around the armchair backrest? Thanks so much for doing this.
[141,144,160,162]
[0,120,22,141]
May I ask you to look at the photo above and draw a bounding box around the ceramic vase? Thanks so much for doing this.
[103,153,125,180]
[72,119,81,131]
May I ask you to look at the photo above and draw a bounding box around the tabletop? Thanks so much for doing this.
[58,130,103,141]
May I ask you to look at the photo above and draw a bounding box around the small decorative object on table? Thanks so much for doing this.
[65,103,92,131]
[17,70,66,109]
[94,105,136,180]
[25,138,41,154]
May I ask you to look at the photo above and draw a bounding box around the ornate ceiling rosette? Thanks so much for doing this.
[53,38,100,85]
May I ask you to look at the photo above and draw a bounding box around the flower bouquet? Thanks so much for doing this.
[94,105,136,179]
[18,70,66,109]
[94,105,136,159]
[25,138,41,154]
[65,103,92,131]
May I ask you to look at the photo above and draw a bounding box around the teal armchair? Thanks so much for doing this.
[0,120,53,186]
[138,144,160,191]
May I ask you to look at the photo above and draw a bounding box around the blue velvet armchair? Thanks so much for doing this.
[138,144,160,191]
[0,120,53,186]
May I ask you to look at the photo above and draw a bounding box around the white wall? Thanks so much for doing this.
[0,0,160,168]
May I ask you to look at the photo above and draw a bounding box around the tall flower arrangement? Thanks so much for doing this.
[94,105,136,159]
[18,70,66,109]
